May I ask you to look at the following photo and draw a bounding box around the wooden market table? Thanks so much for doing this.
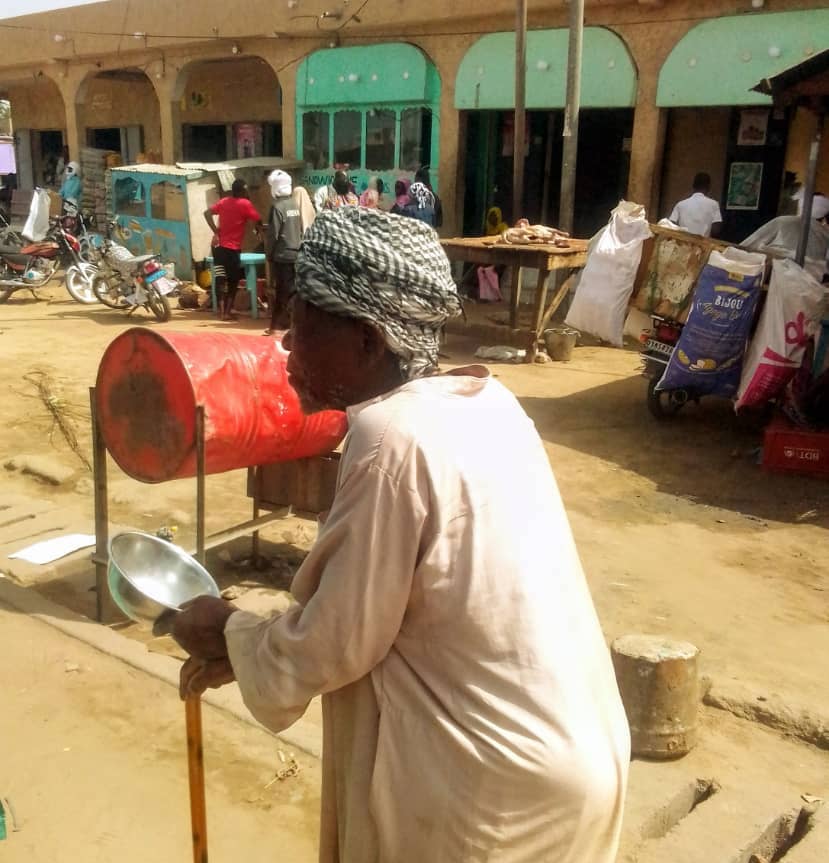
[441,236,588,361]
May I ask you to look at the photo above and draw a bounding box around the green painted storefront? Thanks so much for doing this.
[657,10,829,240]
[455,27,637,235]
[657,10,829,108]
[455,27,637,110]
[296,43,441,199]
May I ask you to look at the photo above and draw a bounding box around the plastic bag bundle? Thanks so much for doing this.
[735,258,826,410]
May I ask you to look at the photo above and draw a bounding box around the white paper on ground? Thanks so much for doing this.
[9,533,96,565]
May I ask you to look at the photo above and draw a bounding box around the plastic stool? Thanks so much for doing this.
[206,252,266,319]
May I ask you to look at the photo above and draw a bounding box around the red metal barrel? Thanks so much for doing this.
[95,328,347,483]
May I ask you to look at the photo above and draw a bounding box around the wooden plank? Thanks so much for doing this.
[441,236,588,271]
[509,266,523,329]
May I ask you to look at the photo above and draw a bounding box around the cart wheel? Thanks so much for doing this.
[647,379,690,419]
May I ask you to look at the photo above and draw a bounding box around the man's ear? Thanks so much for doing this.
[360,321,388,364]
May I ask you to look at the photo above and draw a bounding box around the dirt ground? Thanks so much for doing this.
[0,286,827,857]
[0,600,321,862]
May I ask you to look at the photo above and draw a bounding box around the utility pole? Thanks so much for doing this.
[512,0,528,223]
[558,0,584,235]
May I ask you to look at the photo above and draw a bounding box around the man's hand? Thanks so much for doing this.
[179,656,235,700]
[171,595,237,660]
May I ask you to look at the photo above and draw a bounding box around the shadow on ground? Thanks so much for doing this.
[520,373,828,526]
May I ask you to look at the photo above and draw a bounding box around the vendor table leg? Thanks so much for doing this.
[539,270,574,334]
[509,266,523,329]
[526,267,551,362]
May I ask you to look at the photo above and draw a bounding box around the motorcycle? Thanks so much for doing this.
[90,221,177,322]
[640,314,699,419]
[60,202,102,263]
[0,218,97,304]
[0,209,22,247]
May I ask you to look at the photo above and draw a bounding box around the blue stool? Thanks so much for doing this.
[206,252,266,319]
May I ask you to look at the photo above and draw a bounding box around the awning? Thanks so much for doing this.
[296,43,440,108]
[657,10,829,107]
[752,47,829,107]
[454,27,637,110]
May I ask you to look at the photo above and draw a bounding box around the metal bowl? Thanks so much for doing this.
[108,531,220,628]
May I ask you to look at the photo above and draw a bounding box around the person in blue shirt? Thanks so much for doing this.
[59,161,82,208]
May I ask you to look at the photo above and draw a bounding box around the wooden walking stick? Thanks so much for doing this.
[185,695,208,863]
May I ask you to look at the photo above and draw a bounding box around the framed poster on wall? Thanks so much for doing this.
[726,162,763,211]
[737,109,769,146]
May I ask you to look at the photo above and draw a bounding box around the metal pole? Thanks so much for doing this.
[559,0,585,236]
[512,0,528,223]
[796,112,824,266]
[90,387,110,623]
[195,405,206,566]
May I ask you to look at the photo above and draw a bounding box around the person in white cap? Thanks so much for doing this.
[263,169,304,334]
[59,161,82,208]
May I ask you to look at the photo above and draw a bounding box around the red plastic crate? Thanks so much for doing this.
[763,415,829,478]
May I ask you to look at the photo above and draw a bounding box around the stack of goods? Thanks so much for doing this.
[499,219,571,247]
[656,247,766,400]
[80,146,117,223]
[740,259,829,477]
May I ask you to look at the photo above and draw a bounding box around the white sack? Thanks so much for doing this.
[22,188,52,242]
[565,200,652,346]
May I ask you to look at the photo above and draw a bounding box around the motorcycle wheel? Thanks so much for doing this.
[65,263,99,304]
[647,378,690,419]
[146,285,171,322]
[92,273,129,309]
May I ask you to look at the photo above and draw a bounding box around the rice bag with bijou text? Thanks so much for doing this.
[656,247,766,399]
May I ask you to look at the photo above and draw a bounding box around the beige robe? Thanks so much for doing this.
[225,370,630,863]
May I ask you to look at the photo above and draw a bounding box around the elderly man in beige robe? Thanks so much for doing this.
[172,207,631,863]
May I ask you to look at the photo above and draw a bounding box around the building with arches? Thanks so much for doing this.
[0,0,826,239]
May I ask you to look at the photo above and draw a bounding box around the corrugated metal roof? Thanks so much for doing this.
[109,163,203,178]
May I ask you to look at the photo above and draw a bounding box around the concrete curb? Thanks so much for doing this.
[0,576,322,759]
[703,679,829,751]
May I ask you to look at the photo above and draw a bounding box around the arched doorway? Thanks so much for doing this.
[0,74,66,189]
[455,27,637,236]
[175,56,282,162]
[77,68,161,162]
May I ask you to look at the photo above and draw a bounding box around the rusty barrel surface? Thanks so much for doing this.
[611,634,699,759]
[95,328,347,483]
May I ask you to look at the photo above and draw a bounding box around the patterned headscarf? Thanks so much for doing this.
[409,181,435,210]
[295,208,461,378]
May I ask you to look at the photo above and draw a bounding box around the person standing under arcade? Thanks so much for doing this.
[204,179,263,321]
